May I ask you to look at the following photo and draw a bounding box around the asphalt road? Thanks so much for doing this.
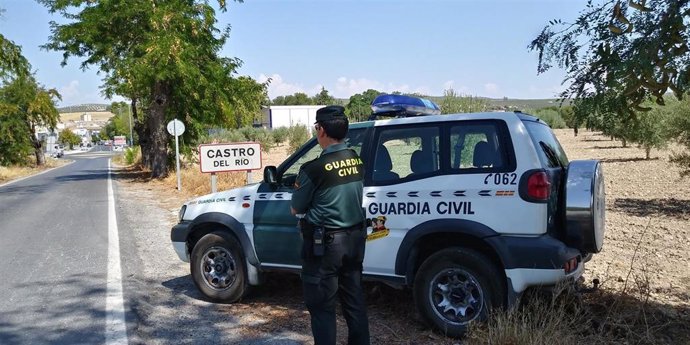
[0,151,126,345]
[0,149,311,345]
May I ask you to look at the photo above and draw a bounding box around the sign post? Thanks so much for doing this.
[166,119,185,191]
[198,142,262,192]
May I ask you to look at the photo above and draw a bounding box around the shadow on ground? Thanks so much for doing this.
[614,198,690,220]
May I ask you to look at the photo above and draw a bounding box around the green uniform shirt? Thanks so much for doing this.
[291,143,365,228]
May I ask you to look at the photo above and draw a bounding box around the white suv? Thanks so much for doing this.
[171,95,605,337]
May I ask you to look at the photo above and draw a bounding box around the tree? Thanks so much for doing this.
[40,0,266,178]
[345,89,381,121]
[58,128,81,149]
[0,74,61,166]
[313,87,335,105]
[271,92,313,105]
[529,1,690,117]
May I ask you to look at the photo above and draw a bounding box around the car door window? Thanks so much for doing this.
[450,122,509,171]
[372,126,440,183]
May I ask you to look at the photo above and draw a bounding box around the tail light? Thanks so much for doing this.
[563,257,578,274]
[527,171,551,201]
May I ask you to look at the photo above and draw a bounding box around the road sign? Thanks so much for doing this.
[199,142,262,173]
[167,119,185,136]
[167,119,185,191]
[113,135,126,146]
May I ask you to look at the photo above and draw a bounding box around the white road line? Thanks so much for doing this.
[106,159,128,344]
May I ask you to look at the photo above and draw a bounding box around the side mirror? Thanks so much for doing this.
[264,166,278,184]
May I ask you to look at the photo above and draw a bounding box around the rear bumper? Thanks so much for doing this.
[486,234,584,295]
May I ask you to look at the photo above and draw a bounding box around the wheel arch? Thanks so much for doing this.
[395,219,506,286]
[187,212,259,266]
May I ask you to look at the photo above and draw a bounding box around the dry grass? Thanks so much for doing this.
[0,157,67,184]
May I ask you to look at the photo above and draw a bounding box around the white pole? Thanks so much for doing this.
[211,173,217,193]
[174,120,181,191]
[246,170,252,185]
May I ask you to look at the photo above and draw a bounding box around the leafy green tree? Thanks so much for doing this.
[40,0,265,178]
[345,89,381,121]
[272,92,313,105]
[0,74,61,166]
[530,1,690,172]
[58,128,81,149]
[103,114,128,139]
[530,1,690,116]
[0,107,31,165]
[631,105,670,159]
[0,37,29,81]
[312,87,335,105]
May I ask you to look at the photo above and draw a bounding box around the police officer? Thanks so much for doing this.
[291,105,370,345]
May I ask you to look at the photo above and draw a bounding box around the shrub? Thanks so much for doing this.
[124,146,140,165]
[288,125,310,154]
[534,109,566,129]
[272,127,289,145]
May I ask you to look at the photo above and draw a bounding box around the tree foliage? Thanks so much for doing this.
[58,128,81,149]
[0,74,61,166]
[529,0,690,117]
[272,92,313,105]
[312,87,336,105]
[345,89,381,121]
[39,0,266,178]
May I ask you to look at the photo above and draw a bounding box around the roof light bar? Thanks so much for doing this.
[369,94,441,120]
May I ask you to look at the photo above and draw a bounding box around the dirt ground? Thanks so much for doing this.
[118,129,690,344]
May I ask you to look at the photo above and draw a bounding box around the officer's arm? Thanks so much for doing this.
[291,169,315,214]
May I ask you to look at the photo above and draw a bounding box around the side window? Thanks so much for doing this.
[282,128,367,181]
[372,126,440,183]
[450,123,507,171]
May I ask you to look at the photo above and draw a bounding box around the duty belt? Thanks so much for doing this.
[322,223,365,234]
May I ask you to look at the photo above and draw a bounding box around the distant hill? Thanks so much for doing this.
[58,104,109,113]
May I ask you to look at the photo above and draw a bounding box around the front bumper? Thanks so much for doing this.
[171,221,192,262]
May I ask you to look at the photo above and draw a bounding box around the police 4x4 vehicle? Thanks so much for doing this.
[171,94,605,337]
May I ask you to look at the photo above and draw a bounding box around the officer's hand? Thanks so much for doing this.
[290,207,297,216]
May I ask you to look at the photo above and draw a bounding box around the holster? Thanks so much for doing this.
[299,220,324,258]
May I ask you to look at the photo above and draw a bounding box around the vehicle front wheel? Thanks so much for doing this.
[413,247,505,338]
[190,231,248,302]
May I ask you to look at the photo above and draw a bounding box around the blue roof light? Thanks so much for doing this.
[370,94,441,119]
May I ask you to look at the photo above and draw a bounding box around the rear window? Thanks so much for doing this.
[524,121,568,168]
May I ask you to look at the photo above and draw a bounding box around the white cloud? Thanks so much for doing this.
[59,80,80,101]
[484,83,500,96]
[258,73,328,99]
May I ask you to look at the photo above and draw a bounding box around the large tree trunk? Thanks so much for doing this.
[131,98,152,168]
[28,122,45,166]
[147,81,170,178]
[33,140,45,166]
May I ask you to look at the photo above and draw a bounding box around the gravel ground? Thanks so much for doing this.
[115,129,690,344]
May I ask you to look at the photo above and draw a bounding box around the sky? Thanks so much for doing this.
[0,0,588,107]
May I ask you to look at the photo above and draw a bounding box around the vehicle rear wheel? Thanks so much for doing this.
[413,247,505,338]
[190,231,248,302]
